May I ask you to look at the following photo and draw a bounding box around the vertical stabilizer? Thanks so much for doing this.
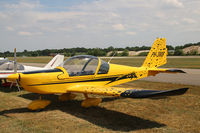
[142,38,167,68]
[44,54,64,69]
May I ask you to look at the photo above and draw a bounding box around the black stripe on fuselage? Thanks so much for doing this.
[23,69,63,74]
[28,76,120,86]
[27,72,137,87]
[27,73,137,86]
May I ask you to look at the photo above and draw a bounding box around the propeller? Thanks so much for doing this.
[14,48,17,73]
[10,48,21,92]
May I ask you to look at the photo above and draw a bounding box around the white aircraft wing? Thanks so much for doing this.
[0,74,12,79]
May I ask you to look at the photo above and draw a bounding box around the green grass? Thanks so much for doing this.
[8,56,200,69]
[2,56,199,132]
[8,56,54,64]
[104,57,200,69]
[0,81,199,133]
[162,58,200,69]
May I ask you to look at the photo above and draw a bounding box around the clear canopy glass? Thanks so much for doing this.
[62,55,99,76]
[62,55,109,76]
[0,61,24,70]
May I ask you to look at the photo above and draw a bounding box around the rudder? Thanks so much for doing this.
[44,54,64,69]
[142,38,167,68]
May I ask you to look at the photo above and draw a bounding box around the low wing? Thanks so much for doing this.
[67,85,188,98]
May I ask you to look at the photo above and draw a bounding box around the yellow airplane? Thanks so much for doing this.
[7,38,188,110]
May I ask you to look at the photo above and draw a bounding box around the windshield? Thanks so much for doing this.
[98,59,109,74]
[62,55,99,76]
[0,61,25,70]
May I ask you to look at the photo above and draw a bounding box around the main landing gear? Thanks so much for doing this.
[81,94,102,108]
[28,96,51,111]
[58,93,102,108]
[27,93,102,111]
[58,93,77,101]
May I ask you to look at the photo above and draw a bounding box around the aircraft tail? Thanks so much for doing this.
[142,38,167,68]
[44,54,64,69]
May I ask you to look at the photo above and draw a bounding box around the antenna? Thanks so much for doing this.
[108,51,116,64]
[11,48,21,93]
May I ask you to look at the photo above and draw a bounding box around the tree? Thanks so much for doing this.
[121,49,129,56]
[138,52,148,56]
[109,50,118,56]
[64,52,71,57]
[4,51,11,57]
[31,51,39,56]
[87,48,106,56]
[107,46,115,52]
[41,49,50,56]
[166,45,174,50]
[174,49,184,56]
[175,46,183,50]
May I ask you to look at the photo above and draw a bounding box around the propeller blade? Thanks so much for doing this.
[16,79,21,92]
[14,48,17,73]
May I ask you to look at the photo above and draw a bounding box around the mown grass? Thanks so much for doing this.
[8,56,200,69]
[103,57,200,69]
[162,58,200,69]
[8,56,54,64]
[0,81,199,133]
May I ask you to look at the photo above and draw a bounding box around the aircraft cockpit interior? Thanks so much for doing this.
[0,61,25,70]
[62,55,109,76]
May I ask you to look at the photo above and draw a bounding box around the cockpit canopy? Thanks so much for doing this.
[0,61,25,70]
[62,55,109,76]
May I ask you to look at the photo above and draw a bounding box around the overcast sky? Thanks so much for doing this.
[0,0,200,52]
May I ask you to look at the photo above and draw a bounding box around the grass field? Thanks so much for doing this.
[103,57,200,69]
[0,81,199,133]
[8,56,200,69]
[3,56,200,132]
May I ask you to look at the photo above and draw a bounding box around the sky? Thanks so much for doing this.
[0,0,200,52]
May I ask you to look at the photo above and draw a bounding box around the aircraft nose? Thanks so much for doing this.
[7,73,20,81]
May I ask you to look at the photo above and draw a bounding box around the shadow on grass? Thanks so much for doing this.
[18,92,121,103]
[0,86,20,93]
[0,93,166,132]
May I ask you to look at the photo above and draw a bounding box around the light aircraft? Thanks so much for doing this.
[0,57,8,65]
[0,50,64,87]
[0,53,64,77]
[7,38,188,110]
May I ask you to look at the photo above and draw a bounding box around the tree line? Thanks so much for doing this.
[0,42,199,57]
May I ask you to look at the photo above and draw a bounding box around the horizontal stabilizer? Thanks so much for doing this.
[148,68,186,76]
[166,69,186,73]
[120,88,188,98]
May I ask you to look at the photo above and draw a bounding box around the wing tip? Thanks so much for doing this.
[166,69,186,73]
[178,87,189,94]
[120,88,189,98]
